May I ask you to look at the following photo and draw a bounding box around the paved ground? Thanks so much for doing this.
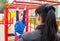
[0,24,4,41]
[57,32,60,36]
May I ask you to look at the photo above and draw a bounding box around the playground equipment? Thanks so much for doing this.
[4,0,60,41]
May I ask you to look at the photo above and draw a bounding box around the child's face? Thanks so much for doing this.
[19,14,23,21]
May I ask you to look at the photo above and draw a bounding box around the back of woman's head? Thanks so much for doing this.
[35,4,57,41]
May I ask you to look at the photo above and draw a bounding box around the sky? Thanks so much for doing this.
[8,0,14,3]
[8,0,30,3]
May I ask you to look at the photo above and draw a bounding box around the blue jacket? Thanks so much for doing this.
[15,21,25,34]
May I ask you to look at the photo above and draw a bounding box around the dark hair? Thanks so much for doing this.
[35,4,57,41]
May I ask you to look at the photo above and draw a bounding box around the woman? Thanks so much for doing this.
[18,4,57,41]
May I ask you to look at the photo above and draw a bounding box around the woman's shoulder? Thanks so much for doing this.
[22,30,41,40]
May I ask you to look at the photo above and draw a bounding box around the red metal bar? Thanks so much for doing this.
[13,1,41,4]
[25,6,29,32]
[39,0,60,3]
[9,5,39,10]
[9,4,39,9]
[9,2,60,10]
[13,1,60,4]
[51,3,60,6]
[12,4,39,6]
[4,4,8,41]
[8,0,60,10]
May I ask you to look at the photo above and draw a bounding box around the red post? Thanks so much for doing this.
[4,4,8,41]
[26,6,29,32]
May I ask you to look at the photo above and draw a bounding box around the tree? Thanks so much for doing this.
[0,0,8,12]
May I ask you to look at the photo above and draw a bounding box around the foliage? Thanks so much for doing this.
[0,0,8,11]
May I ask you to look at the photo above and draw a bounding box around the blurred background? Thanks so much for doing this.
[0,0,60,41]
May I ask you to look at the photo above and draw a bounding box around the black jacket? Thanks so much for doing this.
[18,25,45,41]
[18,25,60,41]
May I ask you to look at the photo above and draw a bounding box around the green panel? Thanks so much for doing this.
[0,0,2,2]
[9,40,14,41]
[55,6,58,17]
[55,0,58,17]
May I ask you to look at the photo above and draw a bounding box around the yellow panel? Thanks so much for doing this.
[11,12,16,17]
[8,12,16,18]
[8,27,12,30]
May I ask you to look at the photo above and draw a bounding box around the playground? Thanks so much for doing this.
[0,0,60,41]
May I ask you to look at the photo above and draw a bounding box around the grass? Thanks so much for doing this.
[58,29,60,33]
[28,18,37,25]
[9,40,14,41]
[28,18,35,24]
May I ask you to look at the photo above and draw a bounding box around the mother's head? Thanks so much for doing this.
[35,4,57,41]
